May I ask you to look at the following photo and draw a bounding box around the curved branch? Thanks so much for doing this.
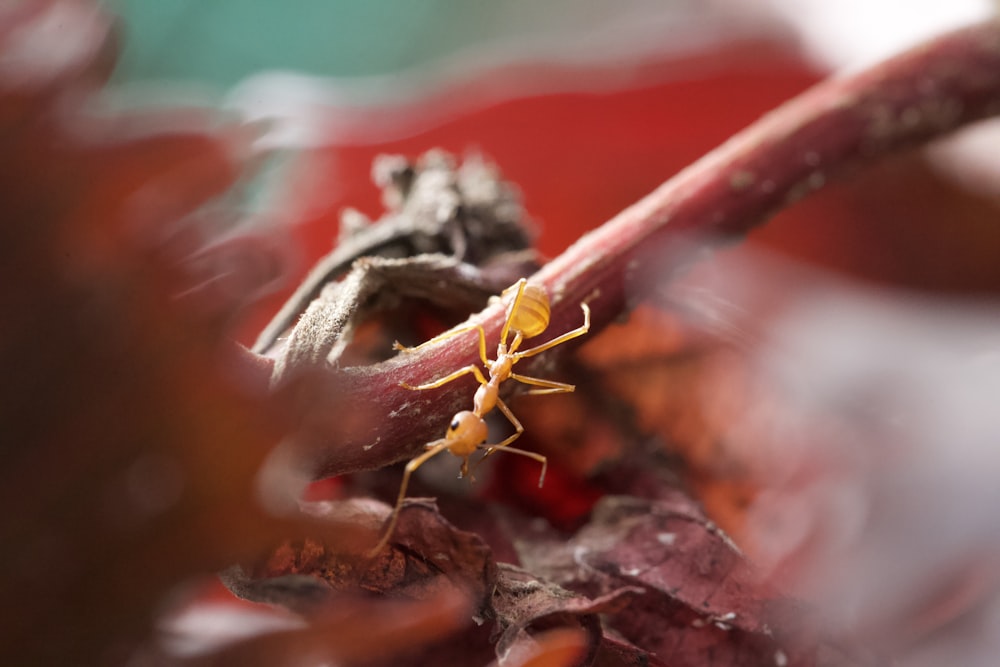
[281,20,1000,480]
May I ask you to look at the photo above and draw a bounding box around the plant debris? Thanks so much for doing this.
[257,150,541,377]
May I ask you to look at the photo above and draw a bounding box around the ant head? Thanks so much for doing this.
[445,410,487,457]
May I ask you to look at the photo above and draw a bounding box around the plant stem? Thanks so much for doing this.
[280,20,1000,480]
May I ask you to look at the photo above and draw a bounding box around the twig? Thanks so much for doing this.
[277,20,1000,480]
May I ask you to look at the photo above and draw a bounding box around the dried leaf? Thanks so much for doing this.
[255,150,539,361]
[217,498,506,664]
[226,497,496,614]
[274,251,538,376]
[491,564,643,667]
[518,496,816,667]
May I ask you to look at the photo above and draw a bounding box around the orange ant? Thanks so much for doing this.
[368,278,590,555]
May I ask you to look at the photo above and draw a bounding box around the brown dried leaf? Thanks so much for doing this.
[255,149,539,361]
[224,497,661,666]
[591,633,670,667]
[222,498,498,663]
[518,496,816,667]
[491,564,643,667]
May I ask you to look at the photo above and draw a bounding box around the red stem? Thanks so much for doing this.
[280,20,1000,480]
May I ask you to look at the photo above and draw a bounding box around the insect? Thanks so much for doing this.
[368,278,591,555]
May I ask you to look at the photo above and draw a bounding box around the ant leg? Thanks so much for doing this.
[510,373,576,395]
[476,443,548,487]
[473,399,547,487]
[368,440,450,556]
[394,324,491,366]
[498,278,528,349]
[515,302,591,359]
[400,364,488,391]
[488,397,524,450]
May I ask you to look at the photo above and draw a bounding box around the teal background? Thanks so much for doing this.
[104,2,482,84]
[101,1,681,87]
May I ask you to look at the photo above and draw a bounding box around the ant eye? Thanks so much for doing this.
[450,418,460,431]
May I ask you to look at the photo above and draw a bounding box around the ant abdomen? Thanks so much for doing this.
[505,282,550,338]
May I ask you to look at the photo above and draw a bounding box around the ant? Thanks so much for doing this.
[368,278,590,555]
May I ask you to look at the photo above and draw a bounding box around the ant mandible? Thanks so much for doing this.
[368,278,590,555]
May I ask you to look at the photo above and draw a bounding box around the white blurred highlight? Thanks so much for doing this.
[669,248,1000,664]
[732,0,1000,202]
[926,120,1000,198]
[159,599,304,658]
[740,0,995,70]
[0,0,108,88]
